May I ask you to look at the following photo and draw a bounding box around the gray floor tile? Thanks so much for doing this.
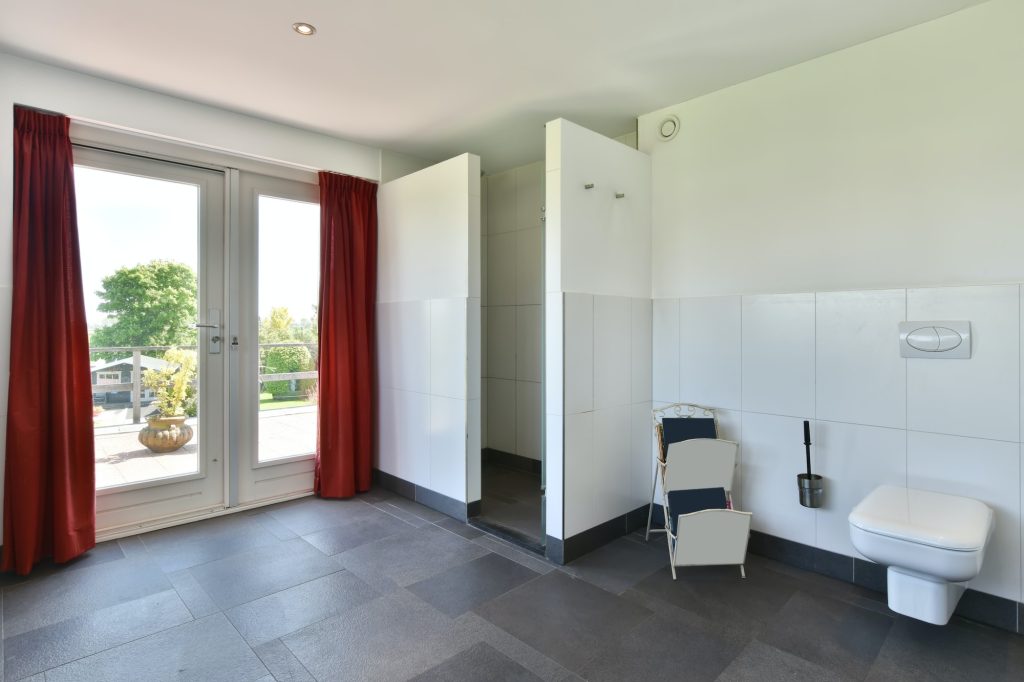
[453,611,588,682]
[268,497,382,536]
[472,535,556,574]
[226,570,378,645]
[301,509,412,556]
[117,535,150,559]
[865,615,1024,682]
[716,640,842,682]
[408,553,540,617]
[2,557,171,638]
[581,611,749,682]
[42,613,268,682]
[411,642,542,681]
[434,516,484,539]
[167,568,220,618]
[3,589,193,680]
[253,639,315,682]
[282,589,476,682]
[188,538,341,610]
[139,513,281,573]
[478,465,543,542]
[560,535,667,595]
[760,590,894,680]
[335,524,489,589]
[249,511,301,540]
[474,570,651,673]
[633,563,799,631]
[380,496,449,523]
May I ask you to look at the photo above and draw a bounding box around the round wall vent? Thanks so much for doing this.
[658,115,680,141]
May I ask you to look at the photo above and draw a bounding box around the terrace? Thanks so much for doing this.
[91,343,317,489]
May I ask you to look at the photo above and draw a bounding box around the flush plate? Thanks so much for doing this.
[899,321,971,359]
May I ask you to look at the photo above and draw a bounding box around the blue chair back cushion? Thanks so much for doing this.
[660,417,717,458]
[666,487,728,534]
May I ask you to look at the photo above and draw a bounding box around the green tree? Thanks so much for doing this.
[259,307,315,397]
[90,261,198,355]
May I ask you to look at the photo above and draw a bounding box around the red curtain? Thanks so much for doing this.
[314,171,378,498]
[3,106,95,574]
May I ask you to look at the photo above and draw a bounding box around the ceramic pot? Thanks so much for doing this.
[138,414,194,453]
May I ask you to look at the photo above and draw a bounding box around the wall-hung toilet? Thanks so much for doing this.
[848,485,994,625]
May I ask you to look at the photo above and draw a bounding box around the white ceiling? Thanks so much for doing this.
[0,0,987,172]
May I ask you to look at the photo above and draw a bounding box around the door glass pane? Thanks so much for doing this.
[75,166,202,488]
[257,195,319,462]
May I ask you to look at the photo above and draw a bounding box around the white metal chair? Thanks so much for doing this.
[645,402,718,540]
[661,438,751,579]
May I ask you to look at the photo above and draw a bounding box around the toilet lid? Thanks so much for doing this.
[849,485,993,552]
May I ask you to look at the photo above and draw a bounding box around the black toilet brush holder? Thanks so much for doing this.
[797,420,824,508]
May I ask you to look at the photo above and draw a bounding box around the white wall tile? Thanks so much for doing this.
[564,293,594,415]
[486,231,517,306]
[563,411,594,538]
[631,298,653,405]
[546,413,564,539]
[516,162,544,231]
[469,192,481,300]
[679,296,741,410]
[429,395,468,502]
[378,388,430,487]
[486,169,516,234]
[429,298,467,400]
[593,292,630,409]
[544,169,562,294]
[516,381,542,461]
[907,285,1020,442]
[377,300,430,395]
[467,298,481,400]
[741,412,816,546]
[516,305,542,383]
[594,295,631,410]
[481,306,488,378]
[741,293,815,418]
[481,234,488,307]
[481,383,488,448]
[813,421,907,558]
[816,290,906,429]
[486,378,517,454]
[467,398,481,502]
[908,431,1021,601]
[545,292,564,416]
[485,306,516,381]
[516,228,543,305]
[715,409,743,508]
[630,402,655,510]
[652,298,680,404]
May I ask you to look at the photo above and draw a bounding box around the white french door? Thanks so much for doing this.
[76,145,322,537]
[75,147,228,535]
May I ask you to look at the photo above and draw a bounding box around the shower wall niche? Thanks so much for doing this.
[482,161,545,464]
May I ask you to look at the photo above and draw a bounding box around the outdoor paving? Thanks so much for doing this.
[94,407,317,488]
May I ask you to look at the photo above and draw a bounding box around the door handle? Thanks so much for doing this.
[195,311,222,354]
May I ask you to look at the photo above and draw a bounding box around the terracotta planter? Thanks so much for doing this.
[138,414,194,453]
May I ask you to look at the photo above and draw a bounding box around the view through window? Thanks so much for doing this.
[76,164,202,488]
[256,195,320,462]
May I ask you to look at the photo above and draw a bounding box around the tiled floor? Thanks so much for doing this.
[3,490,1023,681]
[478,463,543,544]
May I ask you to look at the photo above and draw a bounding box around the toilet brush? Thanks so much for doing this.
[797,420,824,508]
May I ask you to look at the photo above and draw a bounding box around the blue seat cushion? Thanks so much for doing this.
[666,487,728,533]
[660,417,717,459]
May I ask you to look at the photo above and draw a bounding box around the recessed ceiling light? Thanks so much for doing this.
[292,22,317,36]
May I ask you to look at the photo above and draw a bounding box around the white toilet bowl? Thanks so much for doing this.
[848,485,993,625]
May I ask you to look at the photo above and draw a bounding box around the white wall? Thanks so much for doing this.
[0,52,385,541]
[654,285,1022,603]
[640,0,1024,602]
[376,154,482,504]
[638,0,1024,299]
[546,119,652,540]
[482,161,544,461]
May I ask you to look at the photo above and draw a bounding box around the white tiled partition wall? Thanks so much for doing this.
[654,285,1023,603]
[376,153,482,506]
[482,161,544,461]
[546,119,652,543]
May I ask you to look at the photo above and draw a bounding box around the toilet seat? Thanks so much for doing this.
[849,484,993,552]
